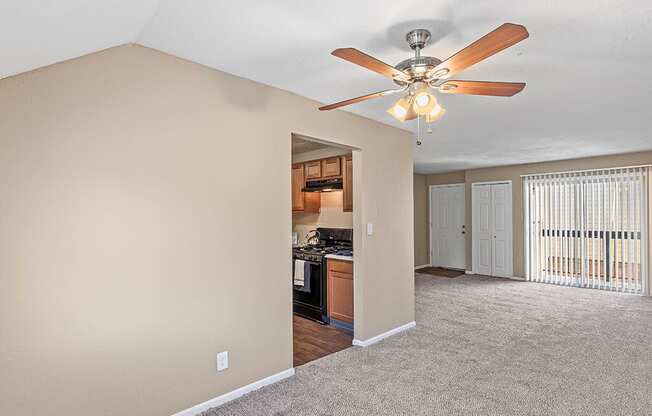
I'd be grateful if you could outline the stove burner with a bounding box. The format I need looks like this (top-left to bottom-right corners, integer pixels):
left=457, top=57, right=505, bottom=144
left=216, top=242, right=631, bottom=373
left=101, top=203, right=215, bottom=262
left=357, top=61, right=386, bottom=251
left=293, top=243, right=352, bottom=263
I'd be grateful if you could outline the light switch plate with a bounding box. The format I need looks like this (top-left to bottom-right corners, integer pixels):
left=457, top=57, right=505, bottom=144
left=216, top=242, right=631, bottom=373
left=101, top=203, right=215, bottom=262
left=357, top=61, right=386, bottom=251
left=217, top=351, right=228, bottom=372
left=366, top=223, right=373, bottom=236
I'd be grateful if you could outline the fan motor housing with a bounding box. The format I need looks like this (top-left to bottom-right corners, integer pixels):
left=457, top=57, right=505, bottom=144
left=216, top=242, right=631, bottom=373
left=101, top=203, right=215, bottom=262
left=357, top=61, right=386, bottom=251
left=405, top=29, right=431, bottom=50
left=393, top=56, right=442, bottom=85
left=393, top=29, right=444, bottom=85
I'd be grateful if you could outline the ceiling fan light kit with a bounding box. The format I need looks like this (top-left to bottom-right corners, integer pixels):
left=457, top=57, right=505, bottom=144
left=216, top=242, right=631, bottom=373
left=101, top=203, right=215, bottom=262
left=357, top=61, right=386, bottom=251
left=318, top=23, right=529, bottom=142
left=387, top=96, right=413, bottom=122
left=426, top=104, right=446, bottom=124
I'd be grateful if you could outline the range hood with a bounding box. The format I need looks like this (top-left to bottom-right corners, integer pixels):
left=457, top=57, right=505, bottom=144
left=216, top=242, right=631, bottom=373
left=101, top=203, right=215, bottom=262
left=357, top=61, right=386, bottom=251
left=302, top=177, right=343, bottom=192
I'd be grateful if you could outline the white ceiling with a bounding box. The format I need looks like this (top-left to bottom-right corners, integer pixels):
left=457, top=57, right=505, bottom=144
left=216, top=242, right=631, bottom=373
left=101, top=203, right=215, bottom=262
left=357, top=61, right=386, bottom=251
left=2, top=1, right=652, bottom=173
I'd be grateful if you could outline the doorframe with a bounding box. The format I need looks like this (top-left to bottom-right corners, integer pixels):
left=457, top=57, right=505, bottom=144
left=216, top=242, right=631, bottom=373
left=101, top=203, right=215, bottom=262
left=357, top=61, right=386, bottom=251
left=471, top=180, right=513, bottom=277
left=428, top=183, right=466, bottom=268
left=290, top=132, right=361, bottom=342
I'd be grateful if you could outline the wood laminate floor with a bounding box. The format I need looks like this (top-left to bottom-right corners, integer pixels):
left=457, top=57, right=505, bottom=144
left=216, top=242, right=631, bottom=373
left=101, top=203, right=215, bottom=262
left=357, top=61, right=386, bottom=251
left=293, top=315, right=352, bottom=367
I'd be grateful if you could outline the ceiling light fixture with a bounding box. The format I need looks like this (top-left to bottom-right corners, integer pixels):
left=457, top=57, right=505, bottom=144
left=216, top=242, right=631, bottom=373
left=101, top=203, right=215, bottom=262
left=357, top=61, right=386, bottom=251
left=413, top=90, right=437, bottom=115
left=387, top=96, right=413, bottom=122
left=425, top=103, right=446, bottom=123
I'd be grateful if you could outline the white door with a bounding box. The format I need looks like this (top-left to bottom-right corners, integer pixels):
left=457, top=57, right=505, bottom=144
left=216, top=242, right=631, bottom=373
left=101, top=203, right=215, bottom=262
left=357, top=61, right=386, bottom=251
left=491, top=184, right=512, bottom=277
left=474, top=185, right=493, bottom=275
left=472, top=183, right=513, bottom=277
left=430, top=185, right=465, bottom=269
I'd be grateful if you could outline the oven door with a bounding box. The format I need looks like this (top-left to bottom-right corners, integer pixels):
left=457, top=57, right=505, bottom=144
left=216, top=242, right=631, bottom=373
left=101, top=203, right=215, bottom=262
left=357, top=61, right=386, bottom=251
left=292, top=259, right=325, bottom=322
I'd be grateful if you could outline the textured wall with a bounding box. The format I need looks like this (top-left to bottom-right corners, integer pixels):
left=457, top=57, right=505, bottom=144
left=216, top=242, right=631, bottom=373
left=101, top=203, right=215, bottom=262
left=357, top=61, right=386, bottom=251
left=0, top=45, right=415, bottom=415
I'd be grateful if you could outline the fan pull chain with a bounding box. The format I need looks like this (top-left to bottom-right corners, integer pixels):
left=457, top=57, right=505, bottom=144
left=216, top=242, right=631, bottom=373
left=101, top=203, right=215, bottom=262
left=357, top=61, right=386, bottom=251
left=416, top=116, right=422, bottom=146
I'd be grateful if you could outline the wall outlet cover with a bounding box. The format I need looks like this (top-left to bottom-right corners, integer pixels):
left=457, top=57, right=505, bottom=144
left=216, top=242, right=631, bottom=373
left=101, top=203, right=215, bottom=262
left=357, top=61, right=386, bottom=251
left=217, top=351, right=228, bottom=372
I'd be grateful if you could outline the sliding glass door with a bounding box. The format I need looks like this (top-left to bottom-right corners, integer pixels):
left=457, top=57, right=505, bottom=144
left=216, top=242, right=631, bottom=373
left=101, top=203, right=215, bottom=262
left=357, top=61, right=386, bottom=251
left=524, top=167, right=649, bottom=294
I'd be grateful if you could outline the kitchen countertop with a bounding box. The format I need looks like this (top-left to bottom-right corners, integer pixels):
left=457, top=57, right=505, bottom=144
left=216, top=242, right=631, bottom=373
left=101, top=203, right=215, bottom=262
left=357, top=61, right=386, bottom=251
left=324, top=254, right=353, bottom=262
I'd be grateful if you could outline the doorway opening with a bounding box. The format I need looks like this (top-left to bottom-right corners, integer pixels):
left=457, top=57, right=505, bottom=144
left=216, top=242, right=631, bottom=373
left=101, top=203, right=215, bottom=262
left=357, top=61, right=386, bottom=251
left=429, top=184, right=466, bottom=271
left=290, top=133, right=358, bottom=366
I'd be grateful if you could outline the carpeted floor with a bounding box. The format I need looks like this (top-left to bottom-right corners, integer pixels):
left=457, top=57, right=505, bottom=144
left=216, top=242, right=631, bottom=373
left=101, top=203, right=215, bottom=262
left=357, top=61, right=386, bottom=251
left=202, top=274, right=652, bottom=415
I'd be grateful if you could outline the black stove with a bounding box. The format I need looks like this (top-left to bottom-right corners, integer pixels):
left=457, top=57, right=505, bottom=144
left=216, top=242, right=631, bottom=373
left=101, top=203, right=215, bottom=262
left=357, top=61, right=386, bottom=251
left=293, top=244, right=351, bottom=262
left=292, top=228, right=352, bottom=324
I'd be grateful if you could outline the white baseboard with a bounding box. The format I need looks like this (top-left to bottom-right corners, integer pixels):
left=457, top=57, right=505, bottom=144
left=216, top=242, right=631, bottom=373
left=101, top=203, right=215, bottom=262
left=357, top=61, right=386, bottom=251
left=352, top=321, right=416, bottom=347
left=172, top=368, right=295, bottom=416
left=504, top=275, right=526, bottom=281
left=465, top=270, right=475, bottom=275
left=415, top=264, right=430, bottom=270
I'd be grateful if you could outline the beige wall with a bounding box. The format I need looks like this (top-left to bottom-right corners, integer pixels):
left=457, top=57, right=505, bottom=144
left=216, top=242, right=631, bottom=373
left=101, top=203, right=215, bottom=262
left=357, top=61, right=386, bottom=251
left=413, top=174, right=428, bottom=266
left=426, top=171, right=465, bottom=186
left=419, top=153, right=652, bottom=279
left=0, top=45, right=415, bottom=416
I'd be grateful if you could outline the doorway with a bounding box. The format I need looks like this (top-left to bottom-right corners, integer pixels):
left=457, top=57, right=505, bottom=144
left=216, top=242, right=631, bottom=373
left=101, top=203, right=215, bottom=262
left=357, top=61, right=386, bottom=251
left=472, top=181, right=513, bottom=277
left=290, top=133, right=357, bottom=366
left=429, top=184, right=466, bottom=270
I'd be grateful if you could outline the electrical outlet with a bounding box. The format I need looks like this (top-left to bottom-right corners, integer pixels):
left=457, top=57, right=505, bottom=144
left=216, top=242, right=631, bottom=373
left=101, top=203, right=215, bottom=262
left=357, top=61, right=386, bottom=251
left=216, top=351, right=228, bottom=372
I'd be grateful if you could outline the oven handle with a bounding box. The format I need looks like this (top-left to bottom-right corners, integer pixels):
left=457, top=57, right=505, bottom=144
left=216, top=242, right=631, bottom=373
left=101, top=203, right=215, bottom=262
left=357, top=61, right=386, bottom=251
left=293, top=259, right=321, bottom=266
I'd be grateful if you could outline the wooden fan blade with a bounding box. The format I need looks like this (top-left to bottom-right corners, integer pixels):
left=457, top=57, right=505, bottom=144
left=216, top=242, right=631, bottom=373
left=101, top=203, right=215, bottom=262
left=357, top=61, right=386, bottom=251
left=332, top=48, right=409, bottom=82
left=433, top=23, right=529, bottom=79
left=319, top=88, right=403, bottom=111
left=438, top=80, right=526, bottom=97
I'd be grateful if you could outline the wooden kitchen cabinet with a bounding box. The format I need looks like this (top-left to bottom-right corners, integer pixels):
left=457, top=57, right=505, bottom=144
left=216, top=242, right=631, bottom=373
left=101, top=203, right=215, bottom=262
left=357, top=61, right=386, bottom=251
left=292, top=164, right=305, bottom=211
left=292, top=163, right=320, bottom=213
left=321, top=157, right=341, bottom=178
left=327, top=259, right=353, bottom=324
left=342, top=155, right=353, bottom=212
left=304, top=160, right=322, bottom=180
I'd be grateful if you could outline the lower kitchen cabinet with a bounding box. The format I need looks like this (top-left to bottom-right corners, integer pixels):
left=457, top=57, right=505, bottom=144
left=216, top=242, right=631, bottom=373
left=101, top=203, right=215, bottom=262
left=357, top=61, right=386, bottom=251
left=327, top=259, right=353, bottom=324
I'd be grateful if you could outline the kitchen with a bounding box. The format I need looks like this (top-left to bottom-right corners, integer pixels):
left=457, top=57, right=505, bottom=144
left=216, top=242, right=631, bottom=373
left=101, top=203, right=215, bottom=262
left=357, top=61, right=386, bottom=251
left=291, top=134, right=355, bottom=366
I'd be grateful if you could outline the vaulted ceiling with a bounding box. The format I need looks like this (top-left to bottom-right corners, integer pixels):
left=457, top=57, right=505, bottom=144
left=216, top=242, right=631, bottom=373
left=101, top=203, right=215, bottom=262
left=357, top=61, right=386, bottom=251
left=2, top=1, right=651, bottom=173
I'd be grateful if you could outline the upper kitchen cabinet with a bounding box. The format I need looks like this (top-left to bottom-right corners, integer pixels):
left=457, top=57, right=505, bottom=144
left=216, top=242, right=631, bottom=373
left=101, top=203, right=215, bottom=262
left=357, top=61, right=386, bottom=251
left=304, top=160, right=322, bottom=180
left=342, top=155, right=353, bottom=212
left=321, top=157, right=341, bottom=178
left=292, top=164, right=305, bottom=211
left=292, top=163, right=320, bottom=213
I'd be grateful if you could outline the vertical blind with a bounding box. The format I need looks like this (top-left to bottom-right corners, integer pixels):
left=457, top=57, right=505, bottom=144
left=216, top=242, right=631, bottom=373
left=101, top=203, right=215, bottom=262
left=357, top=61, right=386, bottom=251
left=524, top=167, right=649, bottom=294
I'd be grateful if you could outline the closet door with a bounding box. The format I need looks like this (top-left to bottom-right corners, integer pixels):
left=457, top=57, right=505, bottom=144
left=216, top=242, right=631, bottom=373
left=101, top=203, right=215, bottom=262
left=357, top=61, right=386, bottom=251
left=474, top=185, right=494, bottom=275
left=472, top=183, right=513, bottom=277
left=491, top=183, right=513, bottom=277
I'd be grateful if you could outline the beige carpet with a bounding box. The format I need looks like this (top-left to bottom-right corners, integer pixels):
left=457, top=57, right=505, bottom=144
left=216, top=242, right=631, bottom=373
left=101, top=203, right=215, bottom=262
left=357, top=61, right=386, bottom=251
left=201, top=273, right=652, bottom=415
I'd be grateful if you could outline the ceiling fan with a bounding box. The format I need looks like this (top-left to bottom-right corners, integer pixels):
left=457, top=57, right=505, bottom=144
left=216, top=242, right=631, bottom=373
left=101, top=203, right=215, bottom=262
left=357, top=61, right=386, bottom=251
left=319, top=23, right=529, bottom=124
